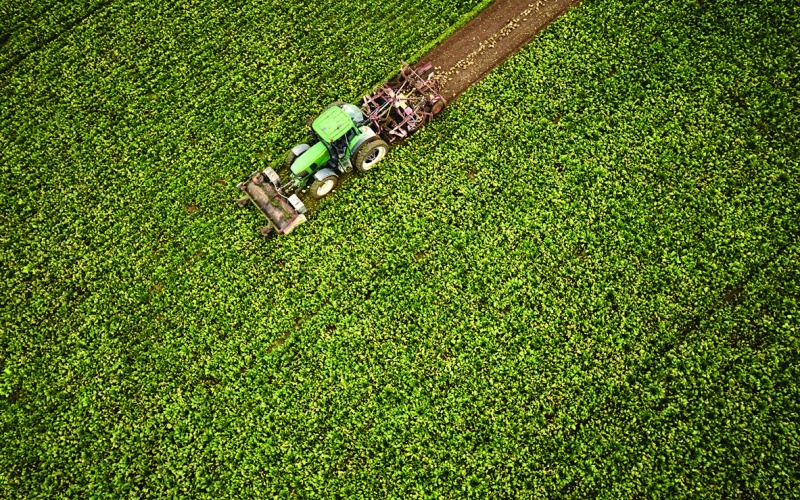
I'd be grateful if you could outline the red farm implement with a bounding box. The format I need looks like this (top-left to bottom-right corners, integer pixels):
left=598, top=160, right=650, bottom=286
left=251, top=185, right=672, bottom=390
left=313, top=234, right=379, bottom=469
left=361, top=62, right=446, bottom=144
left=237, top=62, right=445, bottom=236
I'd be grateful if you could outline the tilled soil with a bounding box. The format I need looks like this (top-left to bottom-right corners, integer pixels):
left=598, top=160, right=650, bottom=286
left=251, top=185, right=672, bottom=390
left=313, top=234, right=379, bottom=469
left=421, top=0, right=580, bottom=100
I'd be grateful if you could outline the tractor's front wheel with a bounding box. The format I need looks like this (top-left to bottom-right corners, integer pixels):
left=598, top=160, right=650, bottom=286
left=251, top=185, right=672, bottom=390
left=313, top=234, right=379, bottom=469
left=283, top=144, right=311, bottom=174
left=354, top=139, right=389, bottom=173
left=283, top=150, right=298, bottom=172
left=311, top=174, right=338, bottom=199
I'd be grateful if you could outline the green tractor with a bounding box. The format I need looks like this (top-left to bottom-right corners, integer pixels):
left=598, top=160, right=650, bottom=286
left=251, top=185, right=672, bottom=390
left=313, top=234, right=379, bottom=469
left=284, top=102, right=389, bottom=199
left=236, top=102, right=388, bottom=236
left=237, top=62, right=445, bottom=236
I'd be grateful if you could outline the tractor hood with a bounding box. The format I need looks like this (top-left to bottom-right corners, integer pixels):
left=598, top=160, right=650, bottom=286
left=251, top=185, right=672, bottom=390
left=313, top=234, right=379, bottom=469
left=290, top=141, right=329, bottom=176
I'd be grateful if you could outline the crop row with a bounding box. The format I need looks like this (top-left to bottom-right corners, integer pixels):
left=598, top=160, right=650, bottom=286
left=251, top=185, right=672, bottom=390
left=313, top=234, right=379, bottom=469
left=2, top=0, right=799, bottom=496
left=1, top=0, right=487, bottom=496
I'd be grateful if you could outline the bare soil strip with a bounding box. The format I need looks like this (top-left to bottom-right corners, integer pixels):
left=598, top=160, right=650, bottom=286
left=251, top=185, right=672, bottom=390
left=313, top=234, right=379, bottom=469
left=420, top=0, right=580, bottom=100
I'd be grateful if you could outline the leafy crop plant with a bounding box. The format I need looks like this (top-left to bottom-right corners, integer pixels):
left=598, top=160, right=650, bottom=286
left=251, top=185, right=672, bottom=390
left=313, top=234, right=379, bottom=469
left=1, top=0, right=798, bottom=497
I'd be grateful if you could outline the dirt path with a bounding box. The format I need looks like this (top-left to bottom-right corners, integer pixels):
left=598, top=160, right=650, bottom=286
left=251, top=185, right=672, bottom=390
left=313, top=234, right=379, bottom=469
left=420, top=0, right=580, bottom=100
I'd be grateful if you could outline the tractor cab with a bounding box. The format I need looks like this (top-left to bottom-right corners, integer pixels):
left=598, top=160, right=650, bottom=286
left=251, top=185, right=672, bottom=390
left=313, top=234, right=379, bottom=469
left=312, top=105, right=360, bottom=162
left=284, top=102, right=387, bottom=199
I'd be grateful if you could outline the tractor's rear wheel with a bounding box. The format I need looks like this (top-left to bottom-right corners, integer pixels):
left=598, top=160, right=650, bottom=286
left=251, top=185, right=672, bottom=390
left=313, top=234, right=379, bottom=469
left=311, top=174, right=338, bottom=199
left=354, top=139, right=389, bottom=173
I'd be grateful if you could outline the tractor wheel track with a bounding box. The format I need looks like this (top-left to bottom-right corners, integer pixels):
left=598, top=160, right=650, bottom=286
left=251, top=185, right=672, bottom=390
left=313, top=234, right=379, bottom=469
left=420, top=0, right=581, bottom=100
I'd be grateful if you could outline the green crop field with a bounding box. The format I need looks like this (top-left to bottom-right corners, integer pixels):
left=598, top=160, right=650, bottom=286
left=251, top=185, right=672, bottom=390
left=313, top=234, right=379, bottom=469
left=2, top=0, right=799, bottom=497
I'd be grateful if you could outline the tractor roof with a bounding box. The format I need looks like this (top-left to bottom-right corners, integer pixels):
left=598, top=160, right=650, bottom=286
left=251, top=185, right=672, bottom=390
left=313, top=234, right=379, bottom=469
left=312, top=106, right=354, bottom=142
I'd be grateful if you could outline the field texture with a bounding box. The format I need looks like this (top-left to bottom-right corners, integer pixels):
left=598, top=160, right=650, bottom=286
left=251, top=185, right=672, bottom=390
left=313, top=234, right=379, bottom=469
left=2, top=0, right=799, bottom=497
